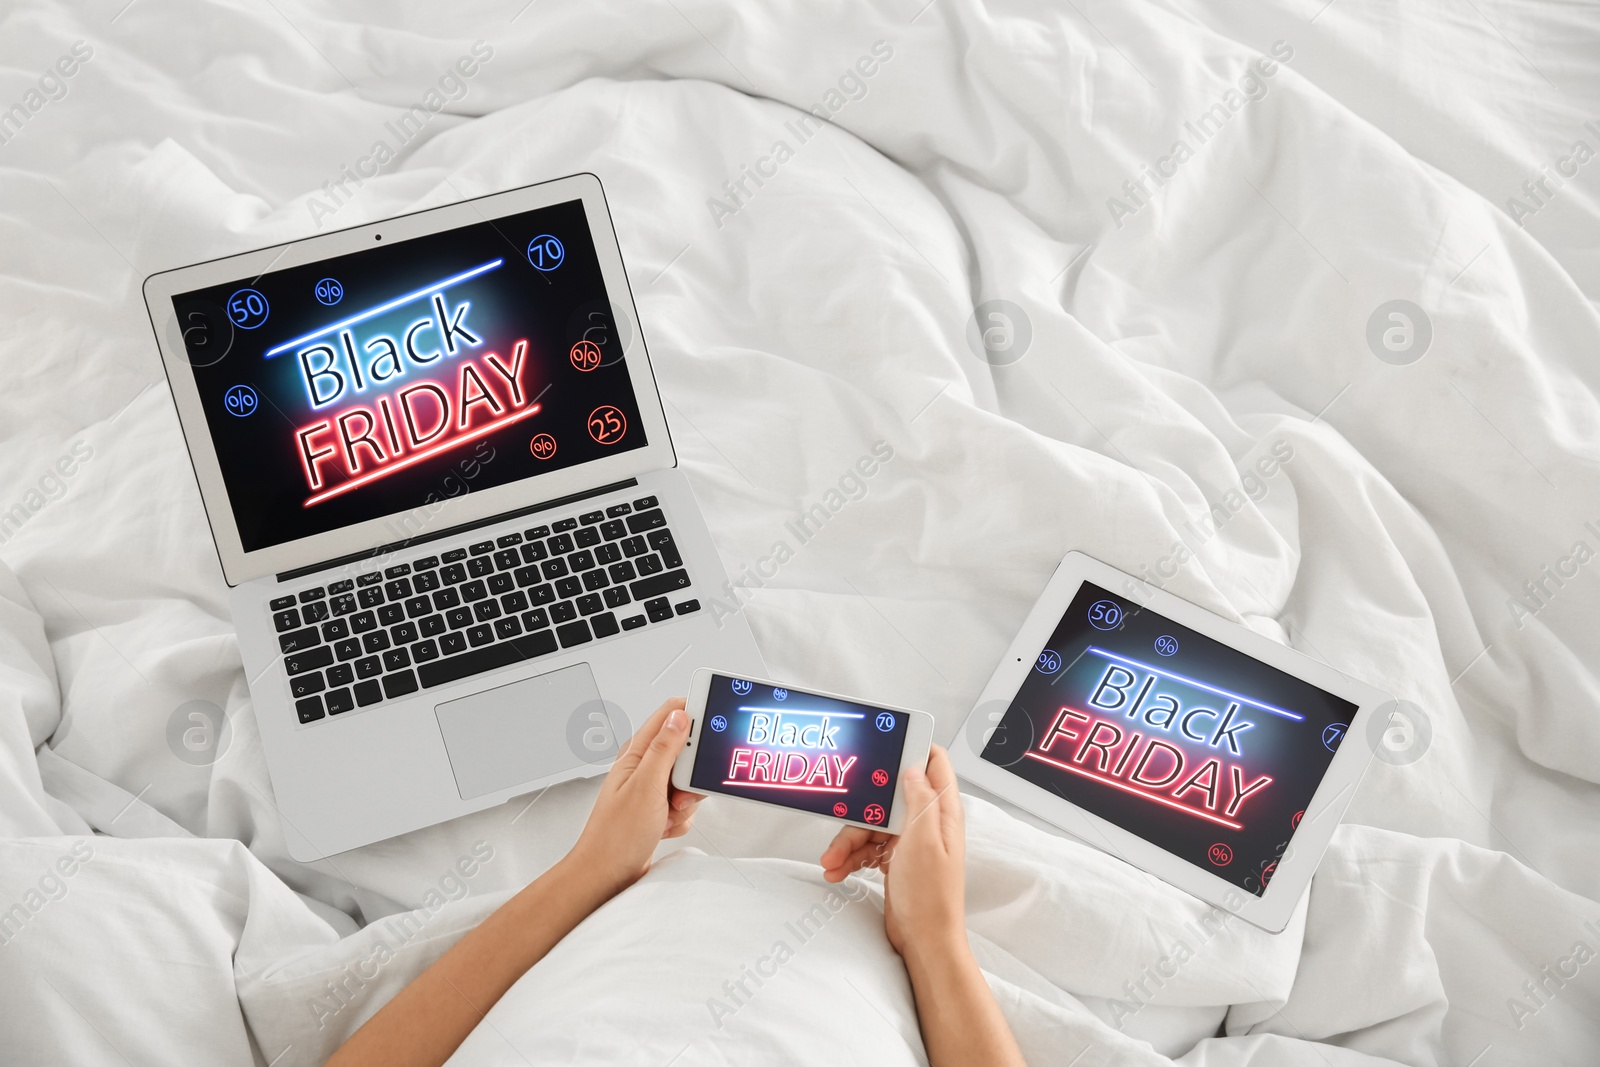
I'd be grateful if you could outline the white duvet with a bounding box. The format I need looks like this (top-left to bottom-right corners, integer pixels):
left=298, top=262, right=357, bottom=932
left=2, top=1, right=1598, bottom=1064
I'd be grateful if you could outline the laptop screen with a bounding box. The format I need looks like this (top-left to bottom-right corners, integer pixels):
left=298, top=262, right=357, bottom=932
left=169, top=198, right=647, bottom=553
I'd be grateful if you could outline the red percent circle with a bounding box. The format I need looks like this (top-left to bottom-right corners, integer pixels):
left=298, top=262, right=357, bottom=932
left=871, top=768, right=889, bottom=787
left=1290, top=810, right=1304, bottom=830
left=529, top=433, right=557, bottom=460
left=587, top=405, right=626, bottom=444
left=570, top=340, right=602, bottom=372
left=832, top=802, right=848, bottom=818
left=1261, top=861, right=1277, bottom=887
left=863, top=804, right=886, bottom=826
left=1207, top=843, right=1233, bottom=867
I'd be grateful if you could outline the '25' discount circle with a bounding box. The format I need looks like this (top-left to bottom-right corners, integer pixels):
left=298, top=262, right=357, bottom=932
left=587, top=405, right=627, bottom=444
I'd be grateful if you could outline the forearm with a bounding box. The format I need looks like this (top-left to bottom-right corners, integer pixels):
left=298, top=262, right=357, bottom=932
left=326, top=854, right=615, bottom=1067
left=903, top=932, right=1026, bottom=1067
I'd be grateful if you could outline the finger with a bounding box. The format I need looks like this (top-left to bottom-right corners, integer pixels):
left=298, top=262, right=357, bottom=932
left=632, top=703, right=691, bottom=791
left=664, top=808, right=697, bottom=838
left=924, top=746, right=964, bottom=845
left=897, top=762, right=943, bottom=847
left=669, top=788, right=704, bottom=813
left=611, top=698, right=684, bottom=781
left=820, top=826, right=872, bottom=870
left=823, top=834, right=893, bottom=880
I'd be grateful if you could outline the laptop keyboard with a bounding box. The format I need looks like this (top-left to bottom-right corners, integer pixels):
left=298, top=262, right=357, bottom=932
left=266, top=496, right=700, bottom=725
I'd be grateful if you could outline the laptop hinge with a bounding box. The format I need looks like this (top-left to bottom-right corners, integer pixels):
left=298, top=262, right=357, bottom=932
left=274, top=478, right=640, bottom=584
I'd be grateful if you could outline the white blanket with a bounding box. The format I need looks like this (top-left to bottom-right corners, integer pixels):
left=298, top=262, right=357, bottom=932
left=2, top=0, right=1598, bottom=1064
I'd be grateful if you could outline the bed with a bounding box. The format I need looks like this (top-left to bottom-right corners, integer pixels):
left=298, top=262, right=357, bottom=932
left=2, top=0, right=1597, bottom=1063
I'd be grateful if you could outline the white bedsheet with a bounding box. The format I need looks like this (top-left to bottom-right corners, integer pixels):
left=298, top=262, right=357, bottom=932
left=2, top=0, right=1598, bottom=1064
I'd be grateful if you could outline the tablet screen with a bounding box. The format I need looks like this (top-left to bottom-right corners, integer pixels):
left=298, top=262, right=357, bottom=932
left=170, top=198, right=646, bottom=552
left=980, top=581, right=1357, bottom=896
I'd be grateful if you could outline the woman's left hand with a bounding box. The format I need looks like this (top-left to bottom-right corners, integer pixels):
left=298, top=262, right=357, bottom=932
left=567, top=698, right=702, bottom=899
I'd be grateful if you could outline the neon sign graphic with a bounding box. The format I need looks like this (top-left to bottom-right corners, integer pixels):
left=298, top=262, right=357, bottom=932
left=295, top=339, right=536, bottom=507
left=723, top=710, right=862, bottom=793
left=1026, top=705, right=1273, bottom=830
left=1085, top=647, right=1303, bottom=722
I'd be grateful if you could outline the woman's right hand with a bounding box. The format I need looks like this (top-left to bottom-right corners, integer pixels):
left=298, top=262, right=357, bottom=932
left=820, top=745, right=967, bottom=960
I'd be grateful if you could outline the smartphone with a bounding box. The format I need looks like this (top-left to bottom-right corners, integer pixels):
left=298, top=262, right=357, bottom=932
left=672, top=669, right=936, bottom=834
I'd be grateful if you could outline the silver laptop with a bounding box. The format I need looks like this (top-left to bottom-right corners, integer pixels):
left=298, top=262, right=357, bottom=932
left=143, top=173, right=766, bottom=860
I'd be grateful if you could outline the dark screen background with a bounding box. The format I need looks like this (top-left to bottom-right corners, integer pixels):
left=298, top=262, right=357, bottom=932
left=981, top=582, right=1357, bottom=895
left=692, top=675, right=910, bottom=826
left=173, top=199, right=646, bottom=552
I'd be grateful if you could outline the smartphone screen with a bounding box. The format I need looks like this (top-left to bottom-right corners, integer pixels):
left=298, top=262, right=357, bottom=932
left=690, top=673, right=911, bottom=826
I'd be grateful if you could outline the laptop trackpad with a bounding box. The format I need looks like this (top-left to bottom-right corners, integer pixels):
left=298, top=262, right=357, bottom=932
left=435, top=663, right=610, bottom=801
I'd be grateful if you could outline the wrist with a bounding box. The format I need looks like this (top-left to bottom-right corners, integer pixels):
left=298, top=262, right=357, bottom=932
left=556, top=841, right=639, bottom=907
left=899, top=924, right=974, bottom=977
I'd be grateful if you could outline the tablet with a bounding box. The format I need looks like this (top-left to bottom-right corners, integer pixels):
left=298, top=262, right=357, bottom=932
left=951, top=552, right=1388, bottom=931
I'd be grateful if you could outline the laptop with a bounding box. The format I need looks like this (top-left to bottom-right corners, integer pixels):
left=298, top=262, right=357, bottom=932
left=142, top=173, right=766, bottom=860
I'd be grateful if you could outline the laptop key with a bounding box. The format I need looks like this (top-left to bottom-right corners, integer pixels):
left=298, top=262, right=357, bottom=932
left=632, top=570, right=691, bottom=600
left=385, top=578, right=412, bottom=600
left=513, top=565, right=541, bottom=587
left=413, top=556, right=439, bottom=571
left=645, top=597, right=674, bottom=623
left=551, top=602, right=577, bottom=623
left=322, top=619, right=349, bottom=641
left=279, top=626, right=321, bottom=654
left=270, top=595, right=296, bottom=611
left=446, top=608, right=473, bottom=629
left=413, top=570, right=441, bottom=593
left=600, top=520, right=626, bottom=541
left=357, top=573, right=382, bottom=587
left=634, top=496, right=658, bottom=509
left=420, top=614, right=447, bottom=637
left=418, top=628, right=559, bottom=688
left=497, top=533, right=523, bottom=548
left=303, top=601, right=331, bottom=623
left=596, top=543, right=622, bottom=564
left=356, top=656, right=383, bottom=679
left=461, top=580, right=488, bottom=602
left=353, top=679, right=383, bottom=707
left=286, top=647, right=333, bottom=675
left=272, top=609, right=301, bottom=632
left=432, top=588, right=461, bottom=610
left=363, top=631, right=391, bottom=654
left=501, top=590, right=529, bottom=614
left=591, top=612, right=620, bottom=638
left=351, top=611, right=377, bottom=633
left=494, top=549, right=520, bottom=570
left=494, top=617, right=522, bottom=640
left=391, top=621, right=419, bottom=644
left=627, top=509, right=665, bottom=533
left=412, top=639, right=440, bottom=663
left=530, top=583, right=556, bottom=605
left=603, top=586, right=631, bottom=609
left=467, top=624, right=495, bottom=647
left=582, top=569, right=609, bottom=591
left=606, top=503, right=632, bottom=517
left=440, top=632, right=467, bottom=655
left=382, top=670, right=419, bottom=699
left=290, top=670, right=326, bottom=697
left=541, top=559, right=569, bottom=580
left=325, top=688, right=355, bottom=715
left=470, top=540, right=495, bottom=555
left=335, top=638, right=362, bottom=661
left=675, top=600, right=701, bottom=615
left=577, top=594, right=603, bottom=616
left=524, top=524, right=550, bottom=539
left=521, top=608, right=550, bottom=630
left=405, top=596, right=432, bottom=618
left=547, top=533, right=574, bottom=555
left=385, top=564, right=410, bottom=578
left=556, top=620, right=592, bottom=648
left=488, top=573, right=513, bottom=595
left=621, top=536, right=647, bottom=557
left=327, top=663, right=354, bottom=687
left=555, top=576, right=582, bottom=599
left=467, top=557, right=494, bottom=578
left=473, top=601, right=501, bottom=622
left=299, top=587, right=326, bottom=603
left=635, top=554, right=664, bottom=577
left=580, top=510, right=604, bottom=525
left=520, top=542, right=548, bottom=564
left=609, top=561, right=637, bottom=583
left=574, top=527, right=601, bottom=548
left=295, top=696, right=326, bottom=724
left=553, top=518, right=578, bottom=533
left=331, top=593, right=358, bottom=615
left=377, top=604, right=404, bottom=626
left=358, top=587, right=384, bottom=609
left=620, top=614, right=647, bottom=631
left=382, top=648, right=411, bottom=672
left=441, top=563, right=468, bottom=585
left=329, top=579, right=355, bottom=595
left=442, top=548, right=468, bottom=563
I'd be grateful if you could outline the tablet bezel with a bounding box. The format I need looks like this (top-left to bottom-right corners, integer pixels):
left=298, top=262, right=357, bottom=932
left=142, top=172, right=675, bottom=587
left=950, top=551, right=1387, bottom=932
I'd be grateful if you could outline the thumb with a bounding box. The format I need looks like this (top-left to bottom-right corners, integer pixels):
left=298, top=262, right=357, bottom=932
left=899, top=763, right=942, bottom=843
left=634, top=705, right=690, bottom=789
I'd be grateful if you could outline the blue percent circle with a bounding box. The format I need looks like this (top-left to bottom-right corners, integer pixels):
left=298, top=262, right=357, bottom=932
left=875, top=712, right=896, bottom=733
left=223, top=384, right=258, bottom=417
left=527, top=234, right=565, bottom=271
left=314, top=278, right=343, bottom=305
left=730, top=679, right=752, bottom=696
left=709, top=714, right=728, bottom=733
left=1322, top=723, right=1348, bottom=752
left=773, top=688, right=788, bottom=701
left=226, top=288, right=269, bottom=330
left=1154, top=635, right=1179, bottom=656
left=1036, top=649, right=1062, bottom=675
left=1088, top=599, right=1124, bottom=630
